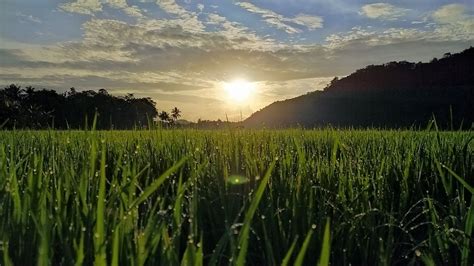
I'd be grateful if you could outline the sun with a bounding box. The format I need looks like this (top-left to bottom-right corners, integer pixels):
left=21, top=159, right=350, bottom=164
left=223, top=79, right=255, bottom=103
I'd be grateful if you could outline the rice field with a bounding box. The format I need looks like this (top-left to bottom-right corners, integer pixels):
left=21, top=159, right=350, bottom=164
left=0, top=129, right=473, bottom=265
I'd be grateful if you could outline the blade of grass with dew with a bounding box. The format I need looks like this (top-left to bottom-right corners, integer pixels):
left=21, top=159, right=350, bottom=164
left=421, top=253, right=436, bottom=266
left=2, top=240, right=13, bottom=266
left=74, top=232, right=84, bottom=266
left=235, top=160, right=276, bottom=266
left=294, top=229, right=313, bottom=266
left=111, top=225, right=120, bottom=266
left=318, top=219, right=331, bottom=266
left=128, top=157, right=188, bottom=210
left=281, top=237, right=298, bottom=266
left=94, top=141, right=107, bottom=266
left=440, top=163, right=474, bottom=194
left=461, top=196, right=474, bottom=266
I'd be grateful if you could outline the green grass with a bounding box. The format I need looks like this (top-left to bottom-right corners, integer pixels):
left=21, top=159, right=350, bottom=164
left=0, top=129, right=473, bottom=265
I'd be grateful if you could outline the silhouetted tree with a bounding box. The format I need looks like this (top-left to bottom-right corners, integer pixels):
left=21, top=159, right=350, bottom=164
left=171, top=107, right=181, bottom=122
left=158, top=111, right=171, bottom=123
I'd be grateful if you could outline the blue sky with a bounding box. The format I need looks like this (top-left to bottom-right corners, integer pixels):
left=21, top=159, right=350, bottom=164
left=1, top=0, right=473, bottom=120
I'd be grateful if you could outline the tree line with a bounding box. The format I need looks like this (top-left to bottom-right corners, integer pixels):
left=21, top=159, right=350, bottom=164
left=0, top=85, right=181, bottom=129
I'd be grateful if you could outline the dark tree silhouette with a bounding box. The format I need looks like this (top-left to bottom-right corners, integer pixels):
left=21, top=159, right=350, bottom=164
left=0, top=86, right=159, bottom=129
left=171, top=107, right=181, bottom=122
left=158, top=111, right=171, bottom=123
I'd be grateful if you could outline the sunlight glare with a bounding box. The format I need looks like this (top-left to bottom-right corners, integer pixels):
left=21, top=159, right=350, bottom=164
left=224, top=79, right=255, bottom=103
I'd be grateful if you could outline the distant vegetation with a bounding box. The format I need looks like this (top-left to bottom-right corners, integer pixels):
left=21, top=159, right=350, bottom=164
left=245, top=47, right=474, bottom=129
left=0, top=85, right=160, bottom=129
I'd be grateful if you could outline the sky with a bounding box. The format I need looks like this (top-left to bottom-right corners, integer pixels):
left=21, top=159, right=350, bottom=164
left=0, top=0, right=473, bottom=121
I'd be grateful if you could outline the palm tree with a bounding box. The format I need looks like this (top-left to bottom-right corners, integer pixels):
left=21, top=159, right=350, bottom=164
left=158, top=111, right=170, bottom=123
left=171, top=107, right=181, bottom=122
left=4, top=84, right=23, bottom=101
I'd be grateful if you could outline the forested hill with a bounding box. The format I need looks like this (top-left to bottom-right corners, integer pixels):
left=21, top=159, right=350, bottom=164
left=244, top=47, right=474, bottom=129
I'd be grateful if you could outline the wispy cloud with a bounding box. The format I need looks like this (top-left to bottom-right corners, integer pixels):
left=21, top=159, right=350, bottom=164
left=106, top=0, right=145, bottom=18
left=155, top=0, right=205, bottom=31
left=235, top=2, right=323, bottom=34
left=432, top=3, right=468, bottom=23
left=59, top=0, right=144, bottom=18
left=431, top=4, right=474, bottom=41
left=59, top=0, right=102, bottom=16
left=16, top=12, right=42, bottom=24
left=360, top=3, right=409, bottom=20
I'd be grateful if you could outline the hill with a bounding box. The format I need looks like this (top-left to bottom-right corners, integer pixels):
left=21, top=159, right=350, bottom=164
left=244, top=47, right=474, bottom=129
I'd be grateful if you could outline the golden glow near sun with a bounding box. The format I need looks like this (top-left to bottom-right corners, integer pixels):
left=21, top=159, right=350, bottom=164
left=223, top=79, right=255, bottom=103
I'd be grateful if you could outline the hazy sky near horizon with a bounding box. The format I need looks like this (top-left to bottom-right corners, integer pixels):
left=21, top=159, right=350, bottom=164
left=1, top=0, right=473, bottom=121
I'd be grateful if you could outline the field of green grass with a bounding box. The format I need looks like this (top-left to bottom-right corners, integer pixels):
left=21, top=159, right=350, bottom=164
left=0, top=129, right=473, bottom=265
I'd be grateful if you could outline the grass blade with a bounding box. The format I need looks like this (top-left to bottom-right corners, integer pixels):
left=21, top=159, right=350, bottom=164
left=318, top=219, right=331, bottom=266
left=294, top=229, right=313, bottom=266
left=94, top=141, right=107, bottom=266
left=440, top=163, right=474, bottom=194
left=461, top=196, right=474, bottom=266
left=281, top=237, right=298, bottom=266
left=235, top=160, right=276, bottom=266
left=129, top=157, right=188, bottom=210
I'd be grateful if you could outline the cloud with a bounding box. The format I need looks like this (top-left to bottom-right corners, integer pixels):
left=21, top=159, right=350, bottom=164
left=59, top=0, right=102, bottom=16
left=106, top=0, right=144, bottom=18
left=59, top=0, right=144, bottom=18
left=197, top=4, right=204, bottom=12
left=155, top=0, right=205, bottom=32
left=292, top=14, right=323, bottom=30
left=324, top=27, right=428, bottom=49
left=432, top=4, right=466, bottom=23
left=326, top=2, right=474, bottom=51
left=360, top=3, right=409, bottom=20
left=430, top=4, right=474, bottom=42
left=235, top=2, right=323, bottom=34
left=156, top=0, right=189, bottom=17
left=16, top=12, right=42, bottom=24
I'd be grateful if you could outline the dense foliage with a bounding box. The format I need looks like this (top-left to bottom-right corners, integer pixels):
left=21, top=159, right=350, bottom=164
left=0, top=86, right=158, bottom=129
left=246, top=47, right=474, bottom=128
left=0, top=129, right=473, bottom=265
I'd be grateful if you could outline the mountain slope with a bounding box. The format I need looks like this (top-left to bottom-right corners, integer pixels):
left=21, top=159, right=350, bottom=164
left=245, top=47, right=474, bottom=129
